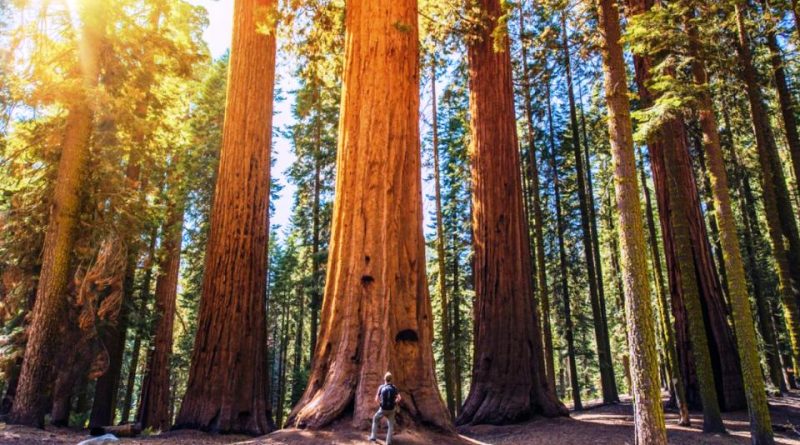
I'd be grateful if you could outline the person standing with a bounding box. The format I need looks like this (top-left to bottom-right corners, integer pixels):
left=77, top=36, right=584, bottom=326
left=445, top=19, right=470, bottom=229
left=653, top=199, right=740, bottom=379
left=369, top=372, right=402, bottom=444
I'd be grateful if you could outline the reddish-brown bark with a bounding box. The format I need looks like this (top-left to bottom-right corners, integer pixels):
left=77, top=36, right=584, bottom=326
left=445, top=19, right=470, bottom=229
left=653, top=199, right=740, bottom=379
left=623, top=0, right=745, bottom=412
left=286, top=0, right=452, bottom=432
left=138, top=204, right=184, bottom=431
left=457, top=0, right=567, bottom=425
left=173, top=0, right=277, bottom=435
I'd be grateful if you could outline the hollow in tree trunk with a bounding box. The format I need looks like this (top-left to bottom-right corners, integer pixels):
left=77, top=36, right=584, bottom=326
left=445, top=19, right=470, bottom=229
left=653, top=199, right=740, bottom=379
left=286, top=0, right=452, bottom=432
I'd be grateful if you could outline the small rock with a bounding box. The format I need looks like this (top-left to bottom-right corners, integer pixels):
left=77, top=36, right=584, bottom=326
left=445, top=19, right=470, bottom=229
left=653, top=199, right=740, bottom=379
left=77, top=433, right=119, bottom=445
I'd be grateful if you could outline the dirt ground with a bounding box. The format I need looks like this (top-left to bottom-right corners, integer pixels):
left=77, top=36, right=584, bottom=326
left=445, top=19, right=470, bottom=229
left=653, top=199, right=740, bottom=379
left=1, top=393, right=798, bottom=444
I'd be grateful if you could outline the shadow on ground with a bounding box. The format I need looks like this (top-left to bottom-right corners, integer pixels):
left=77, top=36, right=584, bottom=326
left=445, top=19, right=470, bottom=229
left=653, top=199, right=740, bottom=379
left=1, top=393, right=798, bottom=444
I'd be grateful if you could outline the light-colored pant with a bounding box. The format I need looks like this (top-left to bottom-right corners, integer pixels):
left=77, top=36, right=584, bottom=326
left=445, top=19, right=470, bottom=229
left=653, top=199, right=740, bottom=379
left=369, top=408, right=396, bottom=444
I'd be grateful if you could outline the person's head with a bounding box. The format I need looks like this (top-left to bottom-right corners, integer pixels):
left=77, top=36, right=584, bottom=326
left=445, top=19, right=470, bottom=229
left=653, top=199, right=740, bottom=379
left=384, top=372, right=393, bottom=383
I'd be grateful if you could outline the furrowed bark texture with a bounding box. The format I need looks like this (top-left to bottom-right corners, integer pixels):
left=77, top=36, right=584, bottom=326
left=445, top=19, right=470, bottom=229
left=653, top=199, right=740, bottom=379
left=624, top=0, right=745, bottom=412
left=174, top=0, right=277, bottom=434
left=138, top=205, right=184, bottom=431
left=596, top=0, right=666, bottom=441
left=286, top=0, right=452, bottom=432
left=688, top=15, right=774, bottom=442
left=8, top=0, right=103, bottom=427
left=458, top=0, right=568, bottom=425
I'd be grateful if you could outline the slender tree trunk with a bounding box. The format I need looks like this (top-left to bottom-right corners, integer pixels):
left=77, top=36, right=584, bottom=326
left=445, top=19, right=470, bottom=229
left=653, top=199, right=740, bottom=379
left=174, top=0, right=277, bottom=434
left=452, top=234, right=464, bottom=412
left=695, top=138, right=731, bottom=308
left=138, top=204, right=184, bottom=431
left=638, top=148, right=691, bottom=426
left=519, top=5, right=556, bottom=392
left=688, top=14, right=774, bottom=441
left=457, top=0, right=567, bottom=424
left=431, top=59, right=456, bottom=419
left=120, top=231, right=157, bottom=424
left=561, top=13, right=617, bottom=404
left=595, top=0, right=666, bottom=440
left=760, top=0, right=800, bottom=200
left=8, top=0, right=103, bottom=427
left=290, top=285, right=305, bottom=405
left=286, top=0, right=452, bottom=431
left=578, top=82, right=614, bottom=394
left=309, top=78, right=322, bottom=361
left=90, top=4, right=164, bottom=425
left=547, top=79, right=582, bottom=412
left=625, top=0, right=745, bottom=414
left=734, top=1, right=800, bottom=376
left=731, top=140, right=787, bottom=393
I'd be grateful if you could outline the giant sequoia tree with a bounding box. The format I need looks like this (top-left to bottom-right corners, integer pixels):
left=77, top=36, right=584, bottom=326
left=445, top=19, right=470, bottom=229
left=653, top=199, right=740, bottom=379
left=173, top=0, right=277, bottom=434
left=8, top=0, right=105, bottom=427
left=286, top=0, right=452, bottom=431
left=457, top=0, right=567, bottom=425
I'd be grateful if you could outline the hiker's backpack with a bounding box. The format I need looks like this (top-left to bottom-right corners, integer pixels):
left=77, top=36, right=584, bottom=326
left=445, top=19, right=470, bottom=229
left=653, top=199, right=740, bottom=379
left=380, top=384, right=398, bottom=410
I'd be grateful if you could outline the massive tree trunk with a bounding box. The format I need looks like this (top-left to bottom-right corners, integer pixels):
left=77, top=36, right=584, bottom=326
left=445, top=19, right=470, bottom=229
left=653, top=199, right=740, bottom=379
left=595, top=0, right=666, bottom=440
left=173, top=0, right=277, bottom=435
left=688, top=13, right=774, bottom=442
left=560, top=12, right=617, bottom=404
left=734, top=1, right=800, bottom=377
left=138, top=204, right=184, bottom=431
left=286, top=0, right=452, bottom=432
left=457, top=0, right=567, bottom=425
left=8, top=0, right=103, bottom=427
left=519, top=7, right=556, bottom=391
left=624, top=0, right=746, bottom=413
left=431, top=59, right=457, bottom=419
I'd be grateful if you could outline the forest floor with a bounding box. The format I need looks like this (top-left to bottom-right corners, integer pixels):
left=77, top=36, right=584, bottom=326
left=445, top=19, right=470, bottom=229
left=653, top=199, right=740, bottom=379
left=1, top=392, right=799, bottom=445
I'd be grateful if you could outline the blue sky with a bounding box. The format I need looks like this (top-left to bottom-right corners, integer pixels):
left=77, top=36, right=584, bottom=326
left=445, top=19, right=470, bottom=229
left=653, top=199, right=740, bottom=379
left=187, top=0, right=440, bottom=241
left=188, top=0, right=298, bottom=238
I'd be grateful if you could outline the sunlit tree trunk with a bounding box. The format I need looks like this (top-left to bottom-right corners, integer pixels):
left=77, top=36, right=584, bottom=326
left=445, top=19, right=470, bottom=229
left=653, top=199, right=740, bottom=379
left=625, top=0, right=745, bottom=414
left=688, top=12, right=774, bottom=442
left=458, top=0, right=567, bottom=424
left=734, top=1, right=800, bottom=377
left=638, top=148, right=691, bottom=426
left=596, top=0, right=666, bottom=441
left=174, top=0, right=277, bottom=434
left=286, top=0, right=452, bottom=431
left=8, top=0, right=103, bottom=427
